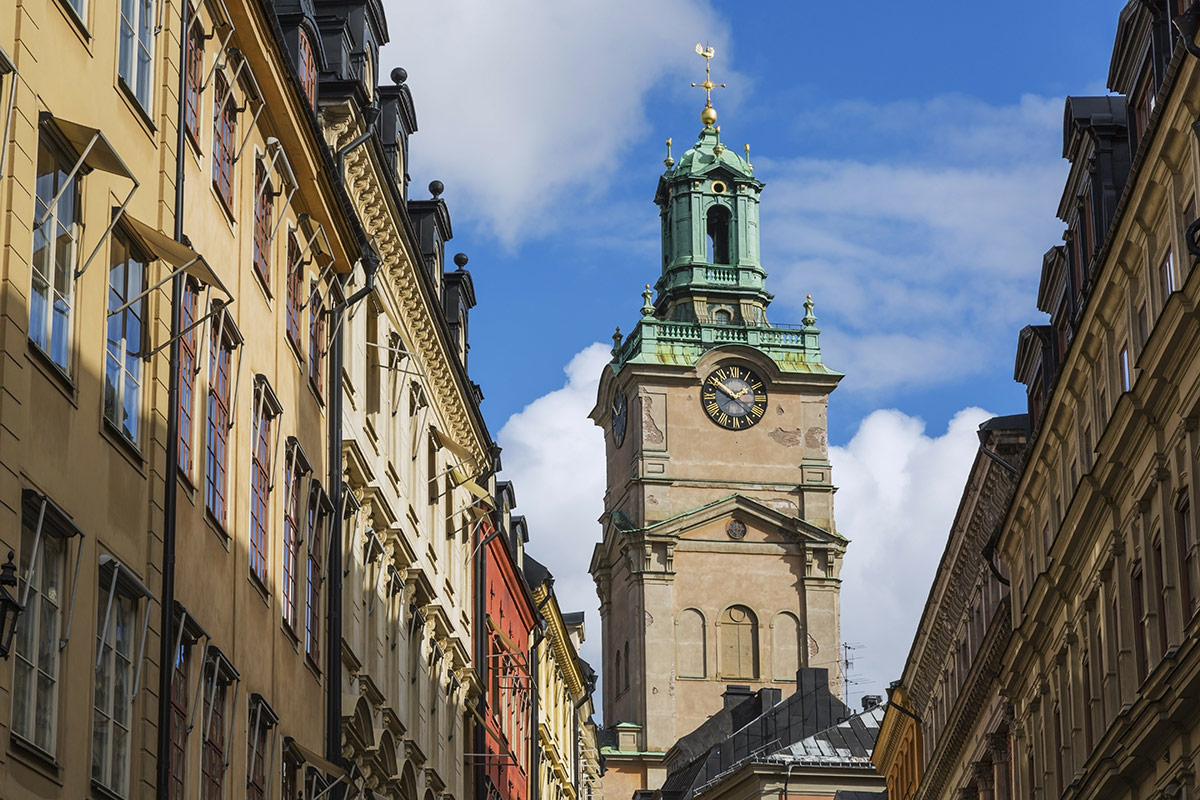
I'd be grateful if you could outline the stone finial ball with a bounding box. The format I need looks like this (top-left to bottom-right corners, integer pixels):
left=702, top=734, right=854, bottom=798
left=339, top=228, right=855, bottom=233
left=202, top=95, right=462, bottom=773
left=429, top=180, right=444, bottom=198
left=391, top=67, right=408, bottom=85
left=453, top=253, right=469, bottom=269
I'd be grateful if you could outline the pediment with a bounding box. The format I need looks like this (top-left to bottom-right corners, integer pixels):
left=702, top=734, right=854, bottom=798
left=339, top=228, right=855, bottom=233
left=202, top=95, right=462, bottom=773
left=640, top=494, right=843, bottom=546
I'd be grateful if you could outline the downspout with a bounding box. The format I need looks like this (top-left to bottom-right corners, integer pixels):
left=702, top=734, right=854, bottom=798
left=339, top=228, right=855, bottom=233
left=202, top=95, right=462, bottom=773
left=156, top=2, right=190, bottom=796
left=528, top=590, right=553, bottom=800
left=326, top=103, right=381, bottom=776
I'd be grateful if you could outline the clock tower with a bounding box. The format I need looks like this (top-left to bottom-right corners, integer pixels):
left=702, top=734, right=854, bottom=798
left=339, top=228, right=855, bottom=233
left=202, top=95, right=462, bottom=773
left=588, top=48, right=848, bottom=800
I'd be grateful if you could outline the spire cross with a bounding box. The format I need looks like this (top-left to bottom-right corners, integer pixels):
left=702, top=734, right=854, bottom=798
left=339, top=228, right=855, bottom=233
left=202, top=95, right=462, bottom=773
left=691, top=44, right=725, bottom=108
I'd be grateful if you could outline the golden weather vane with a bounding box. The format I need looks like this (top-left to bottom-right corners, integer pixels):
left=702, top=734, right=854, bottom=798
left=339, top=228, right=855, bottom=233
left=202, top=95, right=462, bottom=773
left=691, top=43, right=725, bottom=127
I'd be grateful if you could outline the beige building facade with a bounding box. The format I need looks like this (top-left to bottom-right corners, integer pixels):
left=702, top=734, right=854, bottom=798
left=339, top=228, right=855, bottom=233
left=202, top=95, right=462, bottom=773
left=590, top=95, right=847, bottom=800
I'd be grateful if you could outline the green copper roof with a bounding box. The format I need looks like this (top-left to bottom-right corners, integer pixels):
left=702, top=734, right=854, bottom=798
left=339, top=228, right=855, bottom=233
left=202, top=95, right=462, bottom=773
left=665, top=126, right=760, bottom=184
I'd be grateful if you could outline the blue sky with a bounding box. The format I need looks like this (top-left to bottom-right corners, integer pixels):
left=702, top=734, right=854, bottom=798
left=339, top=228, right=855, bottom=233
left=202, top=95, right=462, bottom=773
left=382, top=1, right=1129, bottom=706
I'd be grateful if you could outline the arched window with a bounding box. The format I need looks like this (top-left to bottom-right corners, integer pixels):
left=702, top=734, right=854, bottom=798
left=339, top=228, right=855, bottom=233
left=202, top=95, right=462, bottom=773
left=615, top=649, right=623, bottom=694
left=718, top=605, right=759, bottom=679
left=623, top=641, right=631, bottom=691
left=297, top=30, right=318, bottom=107
left=706, top=205, right=731, bottom=265
left=676, top=608, right=706, bottom=678
left=771, top=612, right=801, bottom=681
left=713, top=308, right=733, bottom=325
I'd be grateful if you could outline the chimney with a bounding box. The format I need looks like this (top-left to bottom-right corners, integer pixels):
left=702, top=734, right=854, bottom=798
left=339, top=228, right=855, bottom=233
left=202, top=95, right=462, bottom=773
left=722, top=684, right=752, bottom=712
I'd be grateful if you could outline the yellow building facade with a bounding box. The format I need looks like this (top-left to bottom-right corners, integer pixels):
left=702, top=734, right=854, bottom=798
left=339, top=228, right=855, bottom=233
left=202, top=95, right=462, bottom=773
left=526, top=557, right=602, bottom=800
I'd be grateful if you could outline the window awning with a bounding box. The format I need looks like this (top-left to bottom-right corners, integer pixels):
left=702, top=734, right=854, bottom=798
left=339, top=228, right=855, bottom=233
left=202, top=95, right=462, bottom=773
left=285, top=737, right=346, bottom=779
left=48, top=116, right=134, bottom=180
left=121, top=213, right=231, bottom=298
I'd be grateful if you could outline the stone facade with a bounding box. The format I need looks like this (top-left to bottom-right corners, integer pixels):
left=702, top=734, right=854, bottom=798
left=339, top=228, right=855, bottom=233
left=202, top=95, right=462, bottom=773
left=871, top=417, right=1026, bottom=800
left=590, top=99, right=847, bottom=800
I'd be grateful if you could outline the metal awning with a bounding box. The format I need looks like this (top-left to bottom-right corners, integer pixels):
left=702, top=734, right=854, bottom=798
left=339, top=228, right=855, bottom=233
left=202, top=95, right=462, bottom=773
left=121, top=213, right=231, bottom=297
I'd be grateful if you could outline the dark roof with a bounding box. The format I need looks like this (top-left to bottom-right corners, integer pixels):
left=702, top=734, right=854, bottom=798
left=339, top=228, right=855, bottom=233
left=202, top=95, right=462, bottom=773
left=562, top=612, right=585, bottom=626
left=775, top=704, right=885, bottom=765
left=523, top=554, right=552, bottom=588
left=658, top=669, right=863, bottom=800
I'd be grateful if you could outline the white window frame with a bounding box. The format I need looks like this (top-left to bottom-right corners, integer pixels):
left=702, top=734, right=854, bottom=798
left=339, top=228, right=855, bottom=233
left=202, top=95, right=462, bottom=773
left=118, top=0, right=158, bottom=112
left=30, top=136, right=81, bottom=373
left=105, top=229, right=149, bottom=445
left=91, top=556, right=153, bottom=796
left=12, top=490, right=84, bottom=757
left=246, top=694, right=280, bottom=800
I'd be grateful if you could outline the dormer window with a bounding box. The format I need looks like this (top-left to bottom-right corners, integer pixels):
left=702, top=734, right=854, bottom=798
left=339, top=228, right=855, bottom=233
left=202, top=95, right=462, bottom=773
left=706, top=205, right=731, bottom=265
left=298, top=31, right=317, bottom=108
left=1133, top=60, right=1155, bottom=145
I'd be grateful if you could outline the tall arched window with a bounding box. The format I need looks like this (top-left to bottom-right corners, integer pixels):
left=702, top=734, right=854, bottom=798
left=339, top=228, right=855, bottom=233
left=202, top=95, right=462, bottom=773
left=623, top=640, right=631, bottom=691
left=718, top=605, right=758, bottom=679
left=676, top=608, right=706, bottom=678
left=615, top=649, right=623, bottom=694
left=771, top=612, right=801, bottom=681
left=706, top=205, right=731, bottom=265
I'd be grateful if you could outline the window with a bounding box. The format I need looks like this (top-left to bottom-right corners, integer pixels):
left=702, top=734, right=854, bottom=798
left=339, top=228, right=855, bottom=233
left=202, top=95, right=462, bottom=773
left=200, top=678, right=226, bottom=800
left=118, top=0, right=156, bottom=110
left=309, top=283, right=325, bottom=395
left=178, top=280, right=199, bottom=475
left=1136, top=303, right=1148, bottom=353
left=1153, top=537, right=1168, bottom=658
left=614, top=649, right=622, bottom=695
left=1178, top=493, right=1195, bottom=617
left=286, top=231, right=304, bottom=354
left=253, top=162, right=273, bottom=291
left=249, top=385, right=272, bottom=585
left=718, top=605, right=758, bottom=679
left=184, top=7, right=203, bottom=141
left=92, top=588, right=136, bottom=794
left=305, top=485, right=327, bottom=664
left=1161, top=250, right=1176, bottom=299
left=282, top=449, right=306, bottom=633
left=168, top=645, right=188, bottom=800
left=206, top=322, right=234, bottom=524
left=246, top=704, right=271, bottom=800
left=1119, top=344, right=1131, bottom=392
left=13, top=517, right=66, bottom=754
left=105, top=231, right=147, bottom=444
left=771, top=611, right=801, bottom=681
left=675, top=608, right=706, bottom=678
left=1132, top=563, right=1148, bottom=684
left=31, top=137, right=81, bottom=372
left=705, top=205, right=731, bottom=265
left=212, top=72, right=236, bottom=209
left=1134, top=61, right=1155, bottom=144
left=298, top=31, right=318, bottom=108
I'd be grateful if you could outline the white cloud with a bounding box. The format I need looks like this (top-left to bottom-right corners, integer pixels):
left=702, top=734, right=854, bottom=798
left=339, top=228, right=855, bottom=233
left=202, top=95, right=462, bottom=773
left=380, top=0, right=730, bottom=246
left=495, top=343, right=611, bottom=680
left=831, top=406, right=994, bottom=702
left=497, top=343, right=993, bottom=720
left=759, top=94, right=1066, bottom=395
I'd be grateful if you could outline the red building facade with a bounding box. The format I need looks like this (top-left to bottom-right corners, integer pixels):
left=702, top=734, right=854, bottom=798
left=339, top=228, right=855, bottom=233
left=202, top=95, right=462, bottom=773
left=478, top=487, right=537, bottom=800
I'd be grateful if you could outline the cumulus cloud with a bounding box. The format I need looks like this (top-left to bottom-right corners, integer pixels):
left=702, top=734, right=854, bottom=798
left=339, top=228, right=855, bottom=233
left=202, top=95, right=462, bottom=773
left=760, top=94, right=1066, bottom=395
left=380, top=0, right=730, bottom=246
left=831, top=406, right=994, bottom=701
left=496, top=342, right=993, bottom=717
left=495, top=343, right=611, bottom=675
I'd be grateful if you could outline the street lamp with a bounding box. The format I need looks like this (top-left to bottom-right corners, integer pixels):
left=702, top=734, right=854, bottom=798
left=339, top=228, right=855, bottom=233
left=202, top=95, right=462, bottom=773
left=0, top=551, right=23, bottom=659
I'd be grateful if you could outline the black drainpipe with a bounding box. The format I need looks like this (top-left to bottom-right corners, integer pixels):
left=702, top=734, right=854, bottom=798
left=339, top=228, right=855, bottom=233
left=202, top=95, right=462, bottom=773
left=475, top=521, right=502, bottom=800
left=156, top=2, right=189, bottom=795
left=528, top=590, right=552, bottom=800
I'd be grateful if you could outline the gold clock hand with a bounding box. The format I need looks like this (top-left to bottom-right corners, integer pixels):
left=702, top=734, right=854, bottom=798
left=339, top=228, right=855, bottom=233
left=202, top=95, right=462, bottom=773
left=713, top=381, right=741, bottom=401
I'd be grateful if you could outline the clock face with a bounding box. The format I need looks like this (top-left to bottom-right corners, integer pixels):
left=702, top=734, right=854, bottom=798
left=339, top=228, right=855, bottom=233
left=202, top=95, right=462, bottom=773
left=701, top=365, right=768, bottom=430
left=611, top=392, right=628, bottom=447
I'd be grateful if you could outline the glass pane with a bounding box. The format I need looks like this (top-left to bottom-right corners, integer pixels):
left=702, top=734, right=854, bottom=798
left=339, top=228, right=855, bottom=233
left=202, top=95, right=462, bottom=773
left=119, top=16, right=134, bottom=84
left=35, top=671, right=55, bottom=750
left=112, top=723, right=129, bottom=791
left=13, top=660, right=30, bottom=733
left=92, top=712, right=107, bottom=781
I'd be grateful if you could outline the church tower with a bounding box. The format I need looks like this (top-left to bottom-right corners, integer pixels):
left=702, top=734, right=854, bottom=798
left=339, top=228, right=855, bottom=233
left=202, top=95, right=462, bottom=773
left=588, top=48, right=848, bottom=799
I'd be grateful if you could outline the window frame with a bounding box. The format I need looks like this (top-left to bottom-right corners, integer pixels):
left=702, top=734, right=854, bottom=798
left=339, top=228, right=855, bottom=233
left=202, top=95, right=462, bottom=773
left=249, top=376, right=282, bottom=587
left=178, top=279, right=200, bottom=476
left=30, top=134, right=82, bottom=375
left=205, top=311, right=241, bottom=527
left=297, top=29, right=318, bottom=108
left=252, top=159, right=274, bottom=293
left=286, top=229, right=305, bottom=357
left=117, top=0, right=157, bottom=112
left=212, top=71, right=236, bottom=211
left=91, top=557, right=153, bottom=796
left=184, top=5, right=204, bottom=144
left=305, top=483, right=330, bottom=667
left=308, top=279, right=326, bottom=398
left=282, top=440, right=311, bottom=635
left=105, top=229, right=149, bottom=446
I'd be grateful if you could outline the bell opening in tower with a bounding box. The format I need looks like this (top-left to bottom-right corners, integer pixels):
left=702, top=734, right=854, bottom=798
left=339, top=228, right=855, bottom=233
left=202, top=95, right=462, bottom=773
left=706, top=205, right=731, bottom=265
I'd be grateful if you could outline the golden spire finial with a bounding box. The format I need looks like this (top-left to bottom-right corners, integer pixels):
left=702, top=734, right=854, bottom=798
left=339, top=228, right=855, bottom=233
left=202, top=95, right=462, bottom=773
left=691, top=43, right=725, bottom=127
